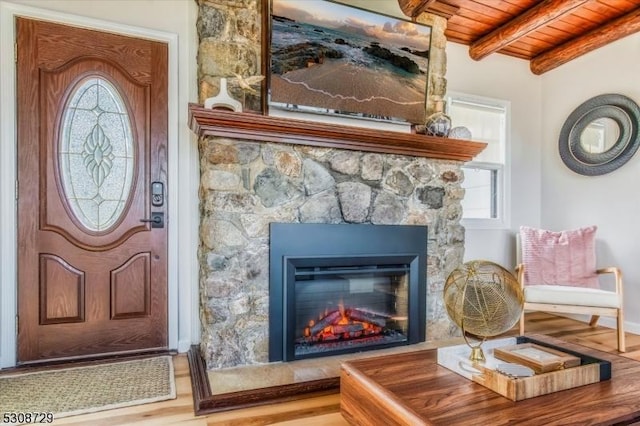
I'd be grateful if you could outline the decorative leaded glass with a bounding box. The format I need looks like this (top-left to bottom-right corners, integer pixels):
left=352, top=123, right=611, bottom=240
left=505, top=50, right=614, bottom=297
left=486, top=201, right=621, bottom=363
left=59, top=77, right=134, bottom=232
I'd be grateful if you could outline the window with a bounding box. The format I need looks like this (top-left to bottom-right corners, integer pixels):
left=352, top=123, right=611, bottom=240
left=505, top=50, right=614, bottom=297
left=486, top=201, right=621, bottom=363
left=59, top=77, right=134, bottom=232
left=446, top=93, right=509, bottom=227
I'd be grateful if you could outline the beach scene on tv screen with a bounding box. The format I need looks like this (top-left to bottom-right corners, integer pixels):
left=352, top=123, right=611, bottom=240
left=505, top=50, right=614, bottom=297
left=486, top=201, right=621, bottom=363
left=270, top=0, right=432, bottom=124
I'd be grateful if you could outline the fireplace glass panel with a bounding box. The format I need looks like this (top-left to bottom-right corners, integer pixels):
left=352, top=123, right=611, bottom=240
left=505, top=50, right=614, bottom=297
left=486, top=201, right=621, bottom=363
left=270, top=223, right=427, bottom=362
left=293, top=262, right=410, bottom=359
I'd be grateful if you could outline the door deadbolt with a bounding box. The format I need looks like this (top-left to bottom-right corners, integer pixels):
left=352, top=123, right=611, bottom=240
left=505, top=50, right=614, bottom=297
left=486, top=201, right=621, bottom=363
left=140, top=212, right=164, bottom=228
left=151, top=181, right=164, bottom=207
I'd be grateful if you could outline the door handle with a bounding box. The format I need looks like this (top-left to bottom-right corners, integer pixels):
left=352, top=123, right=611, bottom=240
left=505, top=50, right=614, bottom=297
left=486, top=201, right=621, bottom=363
left=140, top=212, right=164, bottom=228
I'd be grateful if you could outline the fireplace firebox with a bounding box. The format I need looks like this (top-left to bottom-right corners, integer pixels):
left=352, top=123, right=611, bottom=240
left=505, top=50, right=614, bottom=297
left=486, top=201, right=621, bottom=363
left=269, top=223, right=427, bottom=362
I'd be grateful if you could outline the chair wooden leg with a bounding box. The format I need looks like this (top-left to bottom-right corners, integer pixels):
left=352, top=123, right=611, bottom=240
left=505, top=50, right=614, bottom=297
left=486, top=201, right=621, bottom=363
left=617, top=310, right=626, bottom=353
left=589, top=315, right=600, bottom=327
left=519, top=311, right=525, bottom=336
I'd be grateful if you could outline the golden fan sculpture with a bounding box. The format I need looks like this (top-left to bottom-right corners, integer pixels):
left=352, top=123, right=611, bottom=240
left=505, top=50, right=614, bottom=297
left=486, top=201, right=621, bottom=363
left=444, top=260, right=524, bottom=362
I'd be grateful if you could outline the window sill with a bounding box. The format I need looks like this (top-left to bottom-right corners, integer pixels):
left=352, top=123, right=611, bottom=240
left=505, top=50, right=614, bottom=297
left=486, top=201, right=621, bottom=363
left=462, top=218, right=510, bottom=230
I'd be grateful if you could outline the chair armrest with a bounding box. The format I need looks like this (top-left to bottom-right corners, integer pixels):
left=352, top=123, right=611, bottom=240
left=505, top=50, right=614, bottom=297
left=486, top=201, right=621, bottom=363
left=596, top=267, right=623, bottom=295
left=515, top=263, right=525, bottom=288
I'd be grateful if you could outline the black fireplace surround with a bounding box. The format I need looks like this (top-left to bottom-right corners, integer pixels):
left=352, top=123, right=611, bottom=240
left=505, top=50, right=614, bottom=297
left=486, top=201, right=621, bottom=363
left=269, top=223, right=427, bottom=362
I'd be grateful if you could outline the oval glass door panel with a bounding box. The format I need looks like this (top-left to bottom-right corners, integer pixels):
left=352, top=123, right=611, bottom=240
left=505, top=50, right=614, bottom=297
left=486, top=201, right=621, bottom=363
left=59, top=77, right=135, bottom=232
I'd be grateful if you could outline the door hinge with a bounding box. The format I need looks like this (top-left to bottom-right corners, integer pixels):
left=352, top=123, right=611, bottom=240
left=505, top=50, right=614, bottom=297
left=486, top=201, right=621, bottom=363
left=14, top=42, right=17, bottom=63
left=15, top=180, right=18, bottom=200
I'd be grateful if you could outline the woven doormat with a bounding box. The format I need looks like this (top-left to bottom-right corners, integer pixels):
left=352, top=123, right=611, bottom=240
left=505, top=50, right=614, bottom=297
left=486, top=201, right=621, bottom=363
left=0, top=356, right=175, bottom=419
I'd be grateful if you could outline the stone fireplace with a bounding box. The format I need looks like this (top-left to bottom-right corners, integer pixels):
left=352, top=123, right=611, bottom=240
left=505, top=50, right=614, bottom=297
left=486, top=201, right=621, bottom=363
left=196, top=124, right=474, bottom=369
left=194, top=0, right=480, bottom=370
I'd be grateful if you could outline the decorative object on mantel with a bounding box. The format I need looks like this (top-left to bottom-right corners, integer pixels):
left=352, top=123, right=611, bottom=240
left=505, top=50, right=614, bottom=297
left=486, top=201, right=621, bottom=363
left=448, top=126, right=472, bottom=140
left=425, top=96, right=452, bottom=137
left=232, top=73, right=264, bottom=95
left=204, top=78, right=242, bottom=112
left=559, top=93, right=640, bottom=176
left=443, top=260, right=523, bottom=362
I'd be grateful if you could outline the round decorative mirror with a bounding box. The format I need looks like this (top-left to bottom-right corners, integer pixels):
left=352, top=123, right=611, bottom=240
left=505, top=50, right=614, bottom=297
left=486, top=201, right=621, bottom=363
left=559, top=94, right=640, bottom=176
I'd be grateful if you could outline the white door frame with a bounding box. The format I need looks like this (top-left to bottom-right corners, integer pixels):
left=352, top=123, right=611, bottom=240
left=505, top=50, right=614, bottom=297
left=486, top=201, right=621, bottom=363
left=0, top=1, right=187, bottom=367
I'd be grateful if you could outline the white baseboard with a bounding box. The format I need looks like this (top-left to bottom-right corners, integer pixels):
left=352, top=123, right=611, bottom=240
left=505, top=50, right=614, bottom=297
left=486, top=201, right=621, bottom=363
left=554, top=313, right=640, bottom=335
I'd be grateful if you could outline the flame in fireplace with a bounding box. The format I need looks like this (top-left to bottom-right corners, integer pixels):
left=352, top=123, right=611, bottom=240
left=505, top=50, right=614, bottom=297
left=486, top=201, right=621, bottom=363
left=337, top=301, right=348, bottom=325
left=300, top=306, right=389, bottom=344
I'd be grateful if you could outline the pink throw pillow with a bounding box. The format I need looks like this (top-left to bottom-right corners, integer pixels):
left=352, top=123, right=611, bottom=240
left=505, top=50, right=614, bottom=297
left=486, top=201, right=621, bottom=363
left=520, top=225, right=599, bottom=288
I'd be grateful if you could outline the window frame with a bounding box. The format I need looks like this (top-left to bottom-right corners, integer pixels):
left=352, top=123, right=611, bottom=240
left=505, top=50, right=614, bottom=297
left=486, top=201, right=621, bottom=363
left=446, top=92, right=511, bottom=230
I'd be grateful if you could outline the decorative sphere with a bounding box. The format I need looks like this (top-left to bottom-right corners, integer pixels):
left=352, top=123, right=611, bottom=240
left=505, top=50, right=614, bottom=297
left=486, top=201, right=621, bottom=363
left=448, top=126, right=472, bottom=140
left=425, top=112, right=451, bottom=137
left=444, top=260, right=524, bottom=338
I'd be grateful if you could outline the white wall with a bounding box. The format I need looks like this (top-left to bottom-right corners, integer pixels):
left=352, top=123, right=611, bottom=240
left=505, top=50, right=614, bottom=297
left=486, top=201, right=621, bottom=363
left=0, top=0, right=200, bottom=367
left=446, top=42, right=543, bottom=268
left=540, top=33, right=640, bottom=329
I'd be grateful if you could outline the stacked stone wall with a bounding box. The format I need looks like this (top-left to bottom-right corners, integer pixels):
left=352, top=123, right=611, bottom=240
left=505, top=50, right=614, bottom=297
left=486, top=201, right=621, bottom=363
left=199, top=139, right=463, bottom=368
left=196, top=0, right=460, bottom=369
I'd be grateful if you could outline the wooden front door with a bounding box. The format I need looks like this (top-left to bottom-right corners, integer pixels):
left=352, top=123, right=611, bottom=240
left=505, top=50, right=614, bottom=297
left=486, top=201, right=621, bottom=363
left=16, top=18, right=168, bottom=363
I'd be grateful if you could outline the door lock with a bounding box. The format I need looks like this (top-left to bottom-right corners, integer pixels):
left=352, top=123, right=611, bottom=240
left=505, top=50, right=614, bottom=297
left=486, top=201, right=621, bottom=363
left=151, top=182, right=164, bottom=207
left=140, top=212, right=164, bottom=228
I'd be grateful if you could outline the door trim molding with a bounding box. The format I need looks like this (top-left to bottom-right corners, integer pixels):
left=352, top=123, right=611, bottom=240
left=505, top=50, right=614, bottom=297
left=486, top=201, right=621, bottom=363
left=0, top=1, right=183, bottom=367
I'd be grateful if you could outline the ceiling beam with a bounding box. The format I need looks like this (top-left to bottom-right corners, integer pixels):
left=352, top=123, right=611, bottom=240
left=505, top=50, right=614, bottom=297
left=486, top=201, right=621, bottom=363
left=469, top=0, right=590, bottom=61
left=398, top=0, right=436, bottom=18
left=530, top=7, right=640, bottom=75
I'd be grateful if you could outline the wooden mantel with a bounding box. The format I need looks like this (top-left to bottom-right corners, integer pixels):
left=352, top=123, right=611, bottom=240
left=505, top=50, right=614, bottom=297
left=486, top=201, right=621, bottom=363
left=188, top=104, right=486, bottom=162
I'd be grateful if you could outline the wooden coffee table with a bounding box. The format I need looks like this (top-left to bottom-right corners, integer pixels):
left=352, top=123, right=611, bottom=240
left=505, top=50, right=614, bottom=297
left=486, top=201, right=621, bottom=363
left=340, top=334, right=640, bottom=425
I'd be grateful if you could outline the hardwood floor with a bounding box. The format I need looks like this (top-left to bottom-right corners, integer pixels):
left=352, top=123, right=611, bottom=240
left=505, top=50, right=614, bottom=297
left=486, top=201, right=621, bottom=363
left=51, top=313, right=640, bottom=425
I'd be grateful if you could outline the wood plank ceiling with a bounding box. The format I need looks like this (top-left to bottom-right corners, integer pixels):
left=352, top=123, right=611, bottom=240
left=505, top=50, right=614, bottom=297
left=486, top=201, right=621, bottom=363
left=398, top=0, right=640, bottom=74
